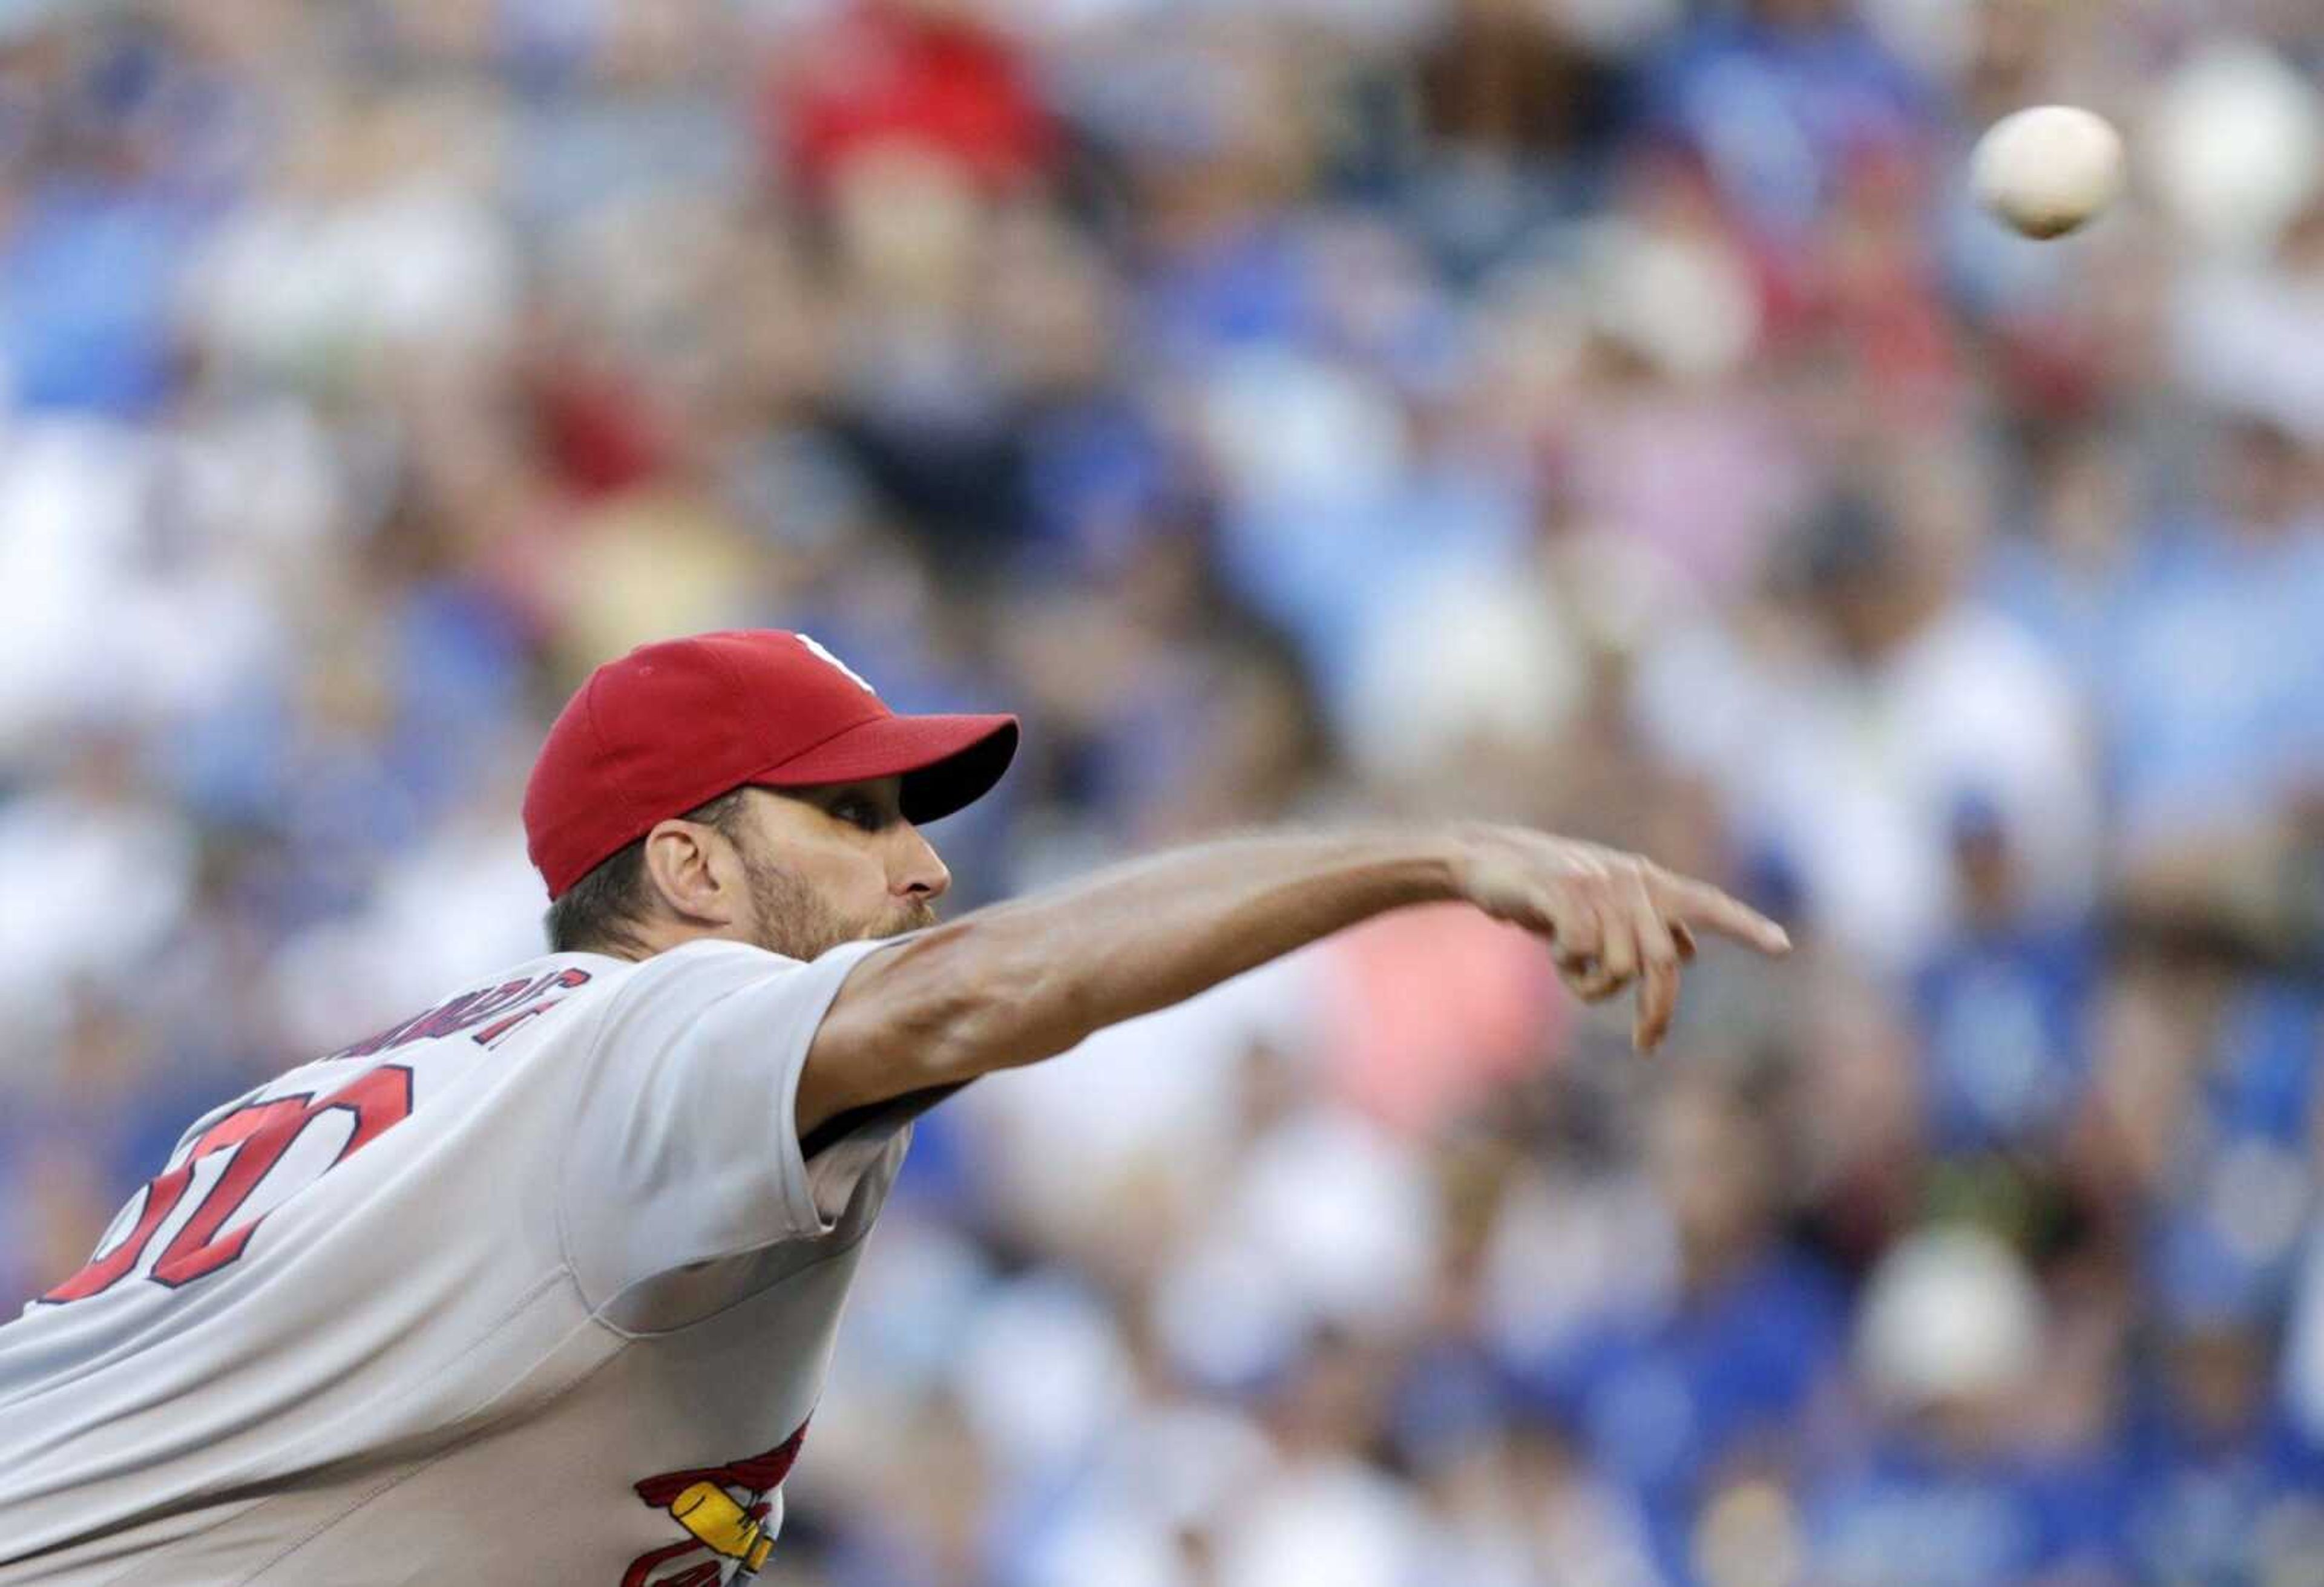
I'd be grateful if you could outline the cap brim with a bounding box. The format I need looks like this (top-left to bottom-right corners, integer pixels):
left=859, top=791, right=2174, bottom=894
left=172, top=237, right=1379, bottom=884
left=749, top=712, right=1019, bottom=824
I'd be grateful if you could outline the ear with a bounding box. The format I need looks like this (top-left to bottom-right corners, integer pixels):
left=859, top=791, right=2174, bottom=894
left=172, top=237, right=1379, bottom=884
left=638, top=817, right=742, bottom=928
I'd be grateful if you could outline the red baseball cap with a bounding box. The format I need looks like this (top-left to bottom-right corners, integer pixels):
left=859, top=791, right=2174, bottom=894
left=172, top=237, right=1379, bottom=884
left=525, top=629, right=1019, bottom=900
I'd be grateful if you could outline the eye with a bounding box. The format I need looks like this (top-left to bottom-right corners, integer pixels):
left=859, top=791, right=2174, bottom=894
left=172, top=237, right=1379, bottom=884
left=830, top=798, right=886, bottom=833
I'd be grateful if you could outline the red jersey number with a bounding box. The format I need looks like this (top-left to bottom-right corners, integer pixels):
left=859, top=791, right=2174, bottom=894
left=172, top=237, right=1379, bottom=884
left=41, top=1065, right=415, bottom=1304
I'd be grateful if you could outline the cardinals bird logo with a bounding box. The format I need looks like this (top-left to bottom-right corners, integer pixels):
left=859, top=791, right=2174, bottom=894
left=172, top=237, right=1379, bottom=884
left=621, top=1423, right=809, bottom=1587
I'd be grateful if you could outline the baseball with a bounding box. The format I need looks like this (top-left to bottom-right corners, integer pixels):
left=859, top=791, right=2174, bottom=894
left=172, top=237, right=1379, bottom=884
left=1971, top=105, right=2126, bottom=238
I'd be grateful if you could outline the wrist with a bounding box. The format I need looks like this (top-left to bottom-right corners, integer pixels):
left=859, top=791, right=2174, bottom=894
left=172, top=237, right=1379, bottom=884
left=1404, top=823, right=1479, bottom=908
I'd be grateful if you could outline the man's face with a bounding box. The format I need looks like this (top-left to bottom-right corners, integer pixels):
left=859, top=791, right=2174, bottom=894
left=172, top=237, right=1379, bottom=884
left=720, top=778, right=951, bottom=960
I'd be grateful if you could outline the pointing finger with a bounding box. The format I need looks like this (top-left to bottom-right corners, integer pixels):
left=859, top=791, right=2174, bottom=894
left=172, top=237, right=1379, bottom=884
left=1653, top=873, right=1791, bottom=956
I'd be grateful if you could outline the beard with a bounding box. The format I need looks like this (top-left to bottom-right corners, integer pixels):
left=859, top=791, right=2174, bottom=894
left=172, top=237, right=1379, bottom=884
left=740, top=850, right=937, bottom=961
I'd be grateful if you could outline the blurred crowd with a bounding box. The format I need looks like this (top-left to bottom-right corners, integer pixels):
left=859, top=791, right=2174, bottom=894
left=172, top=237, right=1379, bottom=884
left=2, top=0, right=2323, bottom=1582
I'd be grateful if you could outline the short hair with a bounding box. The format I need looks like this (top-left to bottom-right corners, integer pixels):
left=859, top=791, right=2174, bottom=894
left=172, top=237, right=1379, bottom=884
left=544, top=787, right=753, bottom=955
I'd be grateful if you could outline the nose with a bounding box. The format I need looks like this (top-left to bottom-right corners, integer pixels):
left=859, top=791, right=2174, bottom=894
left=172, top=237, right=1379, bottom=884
left=892, top=824, right=951, bottom=904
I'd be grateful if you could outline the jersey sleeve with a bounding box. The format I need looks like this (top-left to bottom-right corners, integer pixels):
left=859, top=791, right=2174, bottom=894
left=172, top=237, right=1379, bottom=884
left=556, top=937, right=902, bottom=1307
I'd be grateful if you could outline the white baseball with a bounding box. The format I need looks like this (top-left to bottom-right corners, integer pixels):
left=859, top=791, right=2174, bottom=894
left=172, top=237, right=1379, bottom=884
left=1971, top=105, right=2126, bottom=239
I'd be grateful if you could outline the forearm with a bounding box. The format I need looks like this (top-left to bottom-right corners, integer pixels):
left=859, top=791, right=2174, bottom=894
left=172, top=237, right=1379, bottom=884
left=800, top=819, right=1790, bottom=1132
left=804, top=828, right=1462, bottom=1121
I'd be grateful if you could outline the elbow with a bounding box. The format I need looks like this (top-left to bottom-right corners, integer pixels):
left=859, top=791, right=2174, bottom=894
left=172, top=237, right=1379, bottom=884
left=824, top=923, right=1082, bottom=1104
left=905, top=926, right=1085, bottom=1081
left=915, top=947, right=1078, bottom=1087
left=937, top=961, right=1086, bottom=1078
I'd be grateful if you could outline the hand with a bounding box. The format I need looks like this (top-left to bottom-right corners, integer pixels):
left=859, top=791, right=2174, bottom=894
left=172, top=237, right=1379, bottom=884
left=1449, top=826, right=1791, bottom=1053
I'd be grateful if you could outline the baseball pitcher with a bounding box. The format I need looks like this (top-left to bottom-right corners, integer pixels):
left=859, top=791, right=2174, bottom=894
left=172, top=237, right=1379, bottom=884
left=0, top=629, right=1788, bottom=1584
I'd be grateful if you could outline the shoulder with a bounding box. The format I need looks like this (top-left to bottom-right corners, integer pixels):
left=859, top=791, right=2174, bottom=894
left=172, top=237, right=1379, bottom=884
left=584, top=940, right=902, bottom=1072
left=591, top=940, right=824, bottom=1030
left=615, top=939, right=804, bottom=994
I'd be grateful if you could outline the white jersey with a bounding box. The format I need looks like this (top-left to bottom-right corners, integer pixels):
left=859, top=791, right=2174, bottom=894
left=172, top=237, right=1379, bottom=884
left=0, top=935, right=917, bottom=1586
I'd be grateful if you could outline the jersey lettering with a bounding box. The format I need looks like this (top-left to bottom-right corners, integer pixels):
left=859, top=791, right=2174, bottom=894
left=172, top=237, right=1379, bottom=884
left=330, top=967, right=592, bottom=1059
left=154, top=1066, right=415, bottom=1288
left=41, top=969, right=594, bottom=1307
left=41, top=1065, right=415, bottom=1304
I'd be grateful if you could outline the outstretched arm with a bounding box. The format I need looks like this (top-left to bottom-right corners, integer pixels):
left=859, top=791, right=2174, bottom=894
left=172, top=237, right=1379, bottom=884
left=798, top=824, right=1790, bottom=1134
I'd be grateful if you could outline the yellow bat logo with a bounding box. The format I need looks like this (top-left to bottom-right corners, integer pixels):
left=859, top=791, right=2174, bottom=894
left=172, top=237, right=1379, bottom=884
left=669, top=1482, right=774, bottom=1572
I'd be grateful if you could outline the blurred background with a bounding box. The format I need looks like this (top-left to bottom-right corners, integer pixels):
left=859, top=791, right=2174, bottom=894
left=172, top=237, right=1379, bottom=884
left=1, top=0, right=2322, bottom=1581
